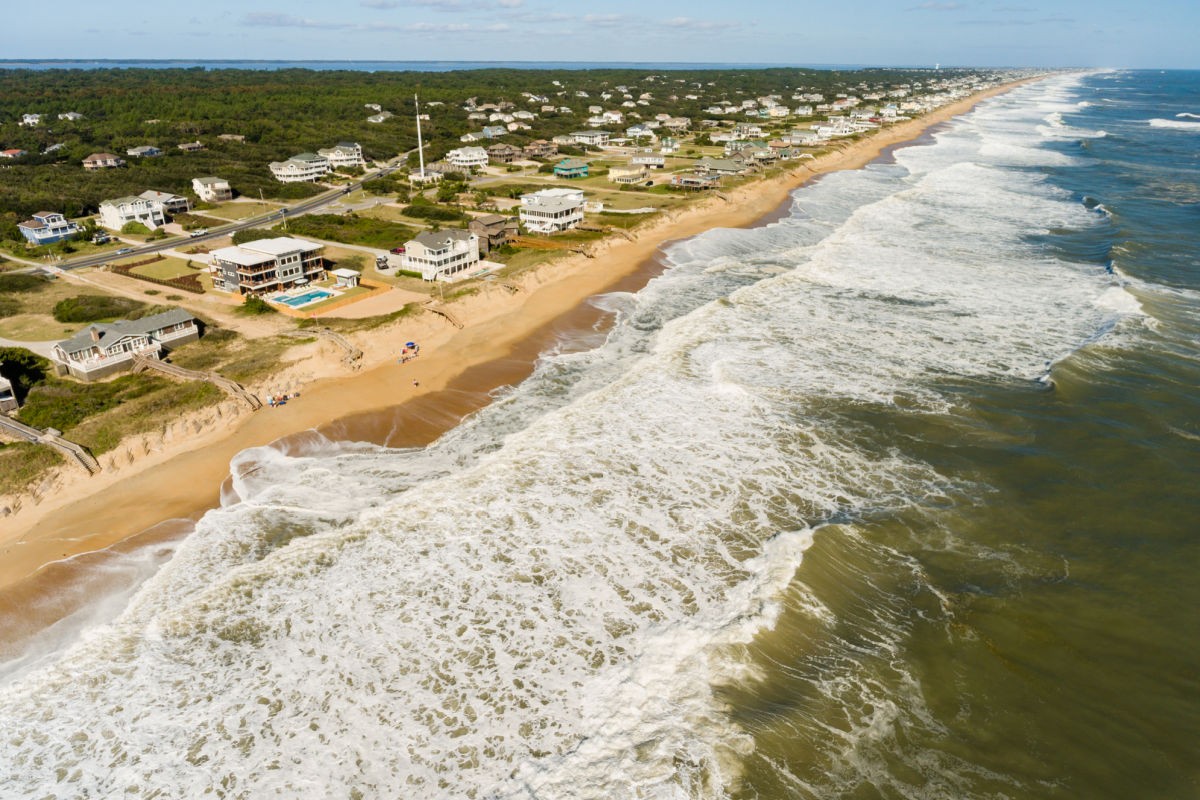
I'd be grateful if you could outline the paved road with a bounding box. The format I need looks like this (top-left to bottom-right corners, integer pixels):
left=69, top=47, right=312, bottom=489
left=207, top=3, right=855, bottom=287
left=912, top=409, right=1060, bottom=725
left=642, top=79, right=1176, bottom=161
left=39, top=161, right=403, bottom=274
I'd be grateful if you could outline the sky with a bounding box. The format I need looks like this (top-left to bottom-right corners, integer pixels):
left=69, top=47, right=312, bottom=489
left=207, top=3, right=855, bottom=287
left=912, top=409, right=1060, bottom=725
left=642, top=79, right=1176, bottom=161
left=4, top=0, right=1197, bottom=69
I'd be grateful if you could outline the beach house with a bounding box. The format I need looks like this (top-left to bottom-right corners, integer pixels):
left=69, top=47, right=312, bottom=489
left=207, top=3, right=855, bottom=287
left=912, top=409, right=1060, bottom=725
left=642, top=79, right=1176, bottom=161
left=0, top=366, right=17, bottom=413
left=519, top=188, right=585, bottom=234
left=98, top=196, right=166, bottom=231
left=468, top=214, right=518, bottom=254
left=18, top=212, right=81, bottom=245
left=50, top=308, right=200, bottom=382
left=209, top=237, right=326, bottom=295
left=400, top=229, right=481, bottom=281
left=609, top=163, right=650, bottom=184
left=19, top=114, right=41, bottom=127
left=82, top=153, right=125, bottom=171
left=632, top=152, right=666, bottom=169
left=0, top=149, right=26, bottom=159
left=140, top=190, right=191, bottom=215
left=192, top=177, right=233, bottom=203
left=446, top=146, right=489, bottom=170
left=486, top=142, right=522, bottom=164
left=523, top=140, right=558, bottom=160
left=177, top=141, right=206, bottom=152
left=317, top=142, right=366, bottom=169
left=126, top=145, right=162, bottom=158
left=553, top=158, right=590, bottom=179
left=571, top=130, right=609, bottom=147
left=269, top=153, right=330, bottom=183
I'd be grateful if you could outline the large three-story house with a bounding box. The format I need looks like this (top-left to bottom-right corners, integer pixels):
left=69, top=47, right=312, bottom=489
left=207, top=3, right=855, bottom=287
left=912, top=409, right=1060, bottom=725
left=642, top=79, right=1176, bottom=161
left=400, top=229, right=481, bottom=282
left=209, top=237, right=326, bottom=294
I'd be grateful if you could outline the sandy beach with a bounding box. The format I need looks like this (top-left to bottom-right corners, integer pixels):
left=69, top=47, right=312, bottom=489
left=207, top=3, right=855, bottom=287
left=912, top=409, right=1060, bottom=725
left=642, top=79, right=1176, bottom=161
left=0, top=77, right=1040, bottom=606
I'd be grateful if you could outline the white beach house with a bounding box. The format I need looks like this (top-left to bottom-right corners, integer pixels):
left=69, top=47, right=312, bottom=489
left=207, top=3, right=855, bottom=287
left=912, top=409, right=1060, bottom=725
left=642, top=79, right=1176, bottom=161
left=269, top=153, right=331, bottom=183
left=445, top=147, right=489, bottom=170
left=98, top=196, right=166, bottom=231
left=192, top=177, right=233, bottom=203
left=400, top=229, right=482, bottom=281
left=518, top=188, right=585, bottom=234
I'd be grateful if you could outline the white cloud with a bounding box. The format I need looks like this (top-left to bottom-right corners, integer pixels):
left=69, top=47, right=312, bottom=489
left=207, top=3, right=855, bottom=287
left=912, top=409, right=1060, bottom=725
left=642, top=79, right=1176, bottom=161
left=662, top=16, right=740, bottom=31
left=241, top=13, right=347, bottom=28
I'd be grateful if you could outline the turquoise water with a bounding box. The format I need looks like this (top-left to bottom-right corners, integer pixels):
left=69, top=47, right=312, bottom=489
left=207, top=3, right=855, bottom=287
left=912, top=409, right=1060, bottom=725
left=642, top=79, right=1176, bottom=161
left=1, top=71, right=1198, bottom=798
left=276, top=289, right=333, bottom=307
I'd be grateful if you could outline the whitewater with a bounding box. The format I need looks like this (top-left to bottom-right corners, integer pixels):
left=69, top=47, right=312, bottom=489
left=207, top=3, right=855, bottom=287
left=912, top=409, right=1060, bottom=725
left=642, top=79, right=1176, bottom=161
left=0, top=74, right=1140, bottom=798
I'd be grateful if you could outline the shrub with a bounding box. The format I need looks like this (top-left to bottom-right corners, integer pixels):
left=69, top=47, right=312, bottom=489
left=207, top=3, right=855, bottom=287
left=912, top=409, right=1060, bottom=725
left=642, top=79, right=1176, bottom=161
left=143, top=289, right=161, bottom=295
left=239, top=295, right=275, bottom=315
left=0, top=274, right=48, bottom=293
left=52, top=294, right=146, bottom=323
left=401, top=204, right=465, bottom=222
left=0, top=295, right=19, bottom=317
left=0, top=347, right=51, bottom=402
left=121, top=221, right=152, bottom=235
left=232, top=227, right=279, bottom=245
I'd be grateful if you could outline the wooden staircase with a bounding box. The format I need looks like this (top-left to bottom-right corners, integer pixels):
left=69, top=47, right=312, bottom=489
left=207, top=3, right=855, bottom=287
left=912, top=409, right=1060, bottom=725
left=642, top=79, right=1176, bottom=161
left=422, top=302, right=464, bottom=329
left=281, top=328, right=363, bottom=369
left=131, top=355, right=262, bottom=410
left=0, top=415, right=101, bottom=475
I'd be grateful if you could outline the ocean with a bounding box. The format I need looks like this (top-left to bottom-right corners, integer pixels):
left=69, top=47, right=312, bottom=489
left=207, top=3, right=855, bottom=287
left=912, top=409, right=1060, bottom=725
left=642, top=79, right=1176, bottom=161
left=2, top=70, right=1198, bottom=798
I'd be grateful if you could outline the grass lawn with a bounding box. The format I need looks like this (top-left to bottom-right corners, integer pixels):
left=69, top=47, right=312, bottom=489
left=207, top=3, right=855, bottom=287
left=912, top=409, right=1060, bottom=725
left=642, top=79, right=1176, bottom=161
left=126, top=256, right=199, bottom=281
left=207, top=201, right=281, bottom=221
left=358, top=205, right=430, bottom=228
left=0, top=313, right=78, bottom=342
left=0, top=237, right=124, bottom=262
left=0, top=274, right=99, bottom=317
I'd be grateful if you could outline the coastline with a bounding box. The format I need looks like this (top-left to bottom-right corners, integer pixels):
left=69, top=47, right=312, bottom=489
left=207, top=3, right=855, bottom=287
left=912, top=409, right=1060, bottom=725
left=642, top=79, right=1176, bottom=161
left=0, top=77, right=1041, bottom=601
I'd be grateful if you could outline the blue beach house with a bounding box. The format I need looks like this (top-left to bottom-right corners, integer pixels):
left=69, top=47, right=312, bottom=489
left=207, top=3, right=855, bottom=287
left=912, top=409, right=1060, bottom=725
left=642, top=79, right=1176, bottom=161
left=553, top=158, right=589, bottom=179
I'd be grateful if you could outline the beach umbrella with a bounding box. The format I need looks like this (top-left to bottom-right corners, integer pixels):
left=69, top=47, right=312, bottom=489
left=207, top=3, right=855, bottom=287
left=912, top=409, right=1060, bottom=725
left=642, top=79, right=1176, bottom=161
left=406, top=342, right=416, bottom=348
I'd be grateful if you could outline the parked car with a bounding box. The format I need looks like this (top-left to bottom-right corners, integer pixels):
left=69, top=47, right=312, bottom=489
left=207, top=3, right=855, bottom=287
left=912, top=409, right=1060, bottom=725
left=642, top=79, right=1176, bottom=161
left=389, top=246, right=406, bottom=254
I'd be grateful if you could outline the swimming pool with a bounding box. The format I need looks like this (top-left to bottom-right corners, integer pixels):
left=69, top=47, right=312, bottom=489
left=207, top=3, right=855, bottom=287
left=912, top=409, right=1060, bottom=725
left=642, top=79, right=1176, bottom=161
left=275, top=290, right=334, bottom=308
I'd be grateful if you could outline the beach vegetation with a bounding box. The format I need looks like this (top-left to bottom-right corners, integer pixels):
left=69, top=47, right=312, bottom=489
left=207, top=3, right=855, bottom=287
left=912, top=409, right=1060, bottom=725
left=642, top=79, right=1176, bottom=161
left=238, top=295, right=276, bottom=315
left=231, top=227, right=278, bottom=245
left=51, top=294, right=146, bottom=323
left=120, top=221, right=152, bottom=236
left=269, top=213, right=416, bottom=250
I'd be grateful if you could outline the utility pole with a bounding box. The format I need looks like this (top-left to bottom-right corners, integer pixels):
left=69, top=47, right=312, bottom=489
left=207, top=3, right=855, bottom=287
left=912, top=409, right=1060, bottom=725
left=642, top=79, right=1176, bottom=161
left=415, top=93, right=427, bottom=183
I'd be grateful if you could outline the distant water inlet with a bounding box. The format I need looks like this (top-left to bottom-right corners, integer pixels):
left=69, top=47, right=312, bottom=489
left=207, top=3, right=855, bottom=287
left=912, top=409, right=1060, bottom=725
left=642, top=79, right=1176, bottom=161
left=3, top=71, right=1199, bottom=799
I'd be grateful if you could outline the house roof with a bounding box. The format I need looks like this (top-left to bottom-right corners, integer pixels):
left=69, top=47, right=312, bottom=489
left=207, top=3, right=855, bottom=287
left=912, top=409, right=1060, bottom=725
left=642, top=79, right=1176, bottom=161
left=84, top=153, right=119, bottom=161
left=102, top=196, right=147, bottom=207
left=141, top=190, right=184, bottom=203
left=242, top=237, right=322, bottom=256
left=56, top=308, right=196, bottom=356
left=555, top=158, right=589, bottom=170
left=210, top=246, right=276, bottom=267
left=411, top=229, right=473, bottom=249
left=194, top=176, right=228, bottom=185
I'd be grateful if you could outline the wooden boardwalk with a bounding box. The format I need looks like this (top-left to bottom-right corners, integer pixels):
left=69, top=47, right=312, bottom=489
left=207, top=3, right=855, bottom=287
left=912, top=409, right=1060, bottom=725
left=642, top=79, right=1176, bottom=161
left=0, top=415, right=101, bottom=475
left=422, top=302, right=464, bottom=329
left=281, top=328, right=363, bottom=369
left=131, top=355, right=262, bottom=410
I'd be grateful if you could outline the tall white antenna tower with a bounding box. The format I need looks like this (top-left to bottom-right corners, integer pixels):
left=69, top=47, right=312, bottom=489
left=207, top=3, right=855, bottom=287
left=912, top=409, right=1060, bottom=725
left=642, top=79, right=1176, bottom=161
left=415, top=93, right=426, bottom=181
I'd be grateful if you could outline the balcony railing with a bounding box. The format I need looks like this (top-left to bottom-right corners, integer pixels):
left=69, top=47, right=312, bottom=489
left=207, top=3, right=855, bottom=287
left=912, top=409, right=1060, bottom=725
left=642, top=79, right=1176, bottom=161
left=67, top=345, right=160, bottom=372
